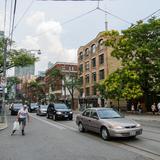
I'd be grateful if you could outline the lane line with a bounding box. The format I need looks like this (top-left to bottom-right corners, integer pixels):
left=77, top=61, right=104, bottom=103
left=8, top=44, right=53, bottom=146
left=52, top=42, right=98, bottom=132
left=30, top=114, right=66, bottom=130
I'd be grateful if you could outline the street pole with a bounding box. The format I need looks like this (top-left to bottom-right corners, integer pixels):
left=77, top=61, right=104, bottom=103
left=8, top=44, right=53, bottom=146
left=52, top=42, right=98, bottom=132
left=2, top=39, right=7, bottom=115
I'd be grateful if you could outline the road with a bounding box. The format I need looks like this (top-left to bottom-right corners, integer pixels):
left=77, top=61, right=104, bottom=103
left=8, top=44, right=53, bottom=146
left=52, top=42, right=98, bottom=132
left=0, top=112, right=159, bottom=160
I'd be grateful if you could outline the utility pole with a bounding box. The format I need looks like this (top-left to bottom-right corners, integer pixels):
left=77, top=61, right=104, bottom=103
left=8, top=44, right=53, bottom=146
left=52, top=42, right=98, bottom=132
left=2, top=38, right=7, bottom=113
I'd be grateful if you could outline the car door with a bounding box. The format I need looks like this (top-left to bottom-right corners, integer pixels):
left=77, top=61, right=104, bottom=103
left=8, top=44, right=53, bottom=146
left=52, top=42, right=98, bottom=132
left=89, top=109, right=101, bottom=133
left=81, top=109, right=91, bottom=130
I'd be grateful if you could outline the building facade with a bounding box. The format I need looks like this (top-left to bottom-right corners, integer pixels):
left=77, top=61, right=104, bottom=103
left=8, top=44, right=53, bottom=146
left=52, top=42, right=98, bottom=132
left=77, top=32, right=121, bottom=98
left=45, top=62, right=78, bottom=104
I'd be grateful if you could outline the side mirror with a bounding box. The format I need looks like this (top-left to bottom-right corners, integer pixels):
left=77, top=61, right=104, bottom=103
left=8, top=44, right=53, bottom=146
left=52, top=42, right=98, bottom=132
left=92, top=116, right=99, bottom=120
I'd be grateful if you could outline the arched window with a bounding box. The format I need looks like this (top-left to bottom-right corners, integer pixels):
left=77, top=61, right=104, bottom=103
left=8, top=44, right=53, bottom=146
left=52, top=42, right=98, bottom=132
left=79, top=52, right=83, bottom=60
left=98, top=39, right=103, bottom=50
left=85, top=48, right=89, bottom=57
left=91, top=44, right=96, bottom=53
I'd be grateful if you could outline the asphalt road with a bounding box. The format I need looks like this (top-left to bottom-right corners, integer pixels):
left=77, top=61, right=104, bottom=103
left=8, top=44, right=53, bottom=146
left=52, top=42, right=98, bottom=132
left=0, top=113, right=159, bottom=160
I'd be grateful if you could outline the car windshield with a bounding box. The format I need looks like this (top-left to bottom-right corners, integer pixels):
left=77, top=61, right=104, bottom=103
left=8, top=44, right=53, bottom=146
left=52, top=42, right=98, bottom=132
left=54, top=104, right=68, bottom=109
left=14, top=104, right=22, bottom=109
left=41, top=105, right=48, bottom=109
left=97, top=108, right=122, bottom=119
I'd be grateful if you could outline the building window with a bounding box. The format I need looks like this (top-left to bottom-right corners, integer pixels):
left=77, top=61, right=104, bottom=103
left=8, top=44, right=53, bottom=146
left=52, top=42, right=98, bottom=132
left=85, top=74, right=90, bottom=84
left=98, top=39, right=103, bottom=50
left=85, top=61, right=89, bottom=71
left=79, top=64, right=83, bottom=73
left=99, top=69, right=104, bottom=80
left=86, top=87, right=90, bottom=96
left=79, top=76, right=83, bottom=85
left=85, top=48, right=89, bottom=57
left=79, top=52, right=83, bottom=60
left=99, top=54, right=104, bottom=65
left=92, top=86, right=97, bottom=95
left=92, top=72, right=96, bottom=82
left=91, top=58, right=96, bottom=68
left=91, top=44, right=96, bottom=54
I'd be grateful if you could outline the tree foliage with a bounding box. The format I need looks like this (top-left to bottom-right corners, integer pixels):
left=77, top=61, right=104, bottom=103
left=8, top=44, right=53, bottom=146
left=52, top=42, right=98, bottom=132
left=0, top=38, right=38, bottom=73
left=104, top=18, right=160, bottom=108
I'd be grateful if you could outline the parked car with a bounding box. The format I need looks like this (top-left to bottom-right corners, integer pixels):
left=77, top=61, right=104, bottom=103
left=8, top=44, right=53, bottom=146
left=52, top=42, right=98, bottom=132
left=36, top=105, right=48, bottom=116
left=47, top=103, right=73, bottom=121
left=76, top=108, right=142, bottom=140
left=28, top=103, right=38, bottom=113
left=10, top=103, right=23, bottom=115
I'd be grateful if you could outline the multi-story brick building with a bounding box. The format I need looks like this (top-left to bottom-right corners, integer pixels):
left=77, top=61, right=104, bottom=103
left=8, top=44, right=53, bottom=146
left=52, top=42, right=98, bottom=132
left=45, top=62, right=78, bottom=107
left=78, top=32, right=121, bottom=99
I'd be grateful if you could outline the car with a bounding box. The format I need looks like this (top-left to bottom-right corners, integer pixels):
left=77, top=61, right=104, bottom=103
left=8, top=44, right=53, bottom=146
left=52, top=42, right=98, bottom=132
left=36, top=105, right=48, bottom=116
left=46, top=103, right=73, bottom=121
left=76, top=108, right=142, bottom=140
left=28, top=103, right=38, bottom=113
left=10, top=103, right=23, bottom=115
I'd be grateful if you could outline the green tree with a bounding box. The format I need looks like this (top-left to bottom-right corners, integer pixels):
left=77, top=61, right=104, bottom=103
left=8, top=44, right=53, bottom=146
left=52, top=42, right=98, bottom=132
left=0, top=38, right=37, bottom=73
left=50, top=68, right=80, bottom=109
left=104, top=18, right=160, bottom=110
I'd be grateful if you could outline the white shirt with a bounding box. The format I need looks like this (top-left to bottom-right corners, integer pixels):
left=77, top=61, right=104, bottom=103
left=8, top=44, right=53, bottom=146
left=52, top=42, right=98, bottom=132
left=18, top=108, right=29, bottom=119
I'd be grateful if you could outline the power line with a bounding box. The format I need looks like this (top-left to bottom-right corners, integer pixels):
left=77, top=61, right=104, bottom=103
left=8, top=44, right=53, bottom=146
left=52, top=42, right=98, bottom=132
left=10, top=0, right=17, bottom=44
left=3, top=0, right=7, bottom=35
left=8, top=0, right=13, bottom=38
left=32, top=8, right=98, bottom=37
left=98, top=7, right=132, bottom=25
left=14, top=0, right=35, bottom=31
left=142, top=8, right=160, bottom=21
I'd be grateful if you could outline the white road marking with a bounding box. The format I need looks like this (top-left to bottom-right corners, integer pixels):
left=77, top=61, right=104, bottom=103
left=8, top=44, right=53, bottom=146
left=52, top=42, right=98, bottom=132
left=30, top=114, right=66, bottom=130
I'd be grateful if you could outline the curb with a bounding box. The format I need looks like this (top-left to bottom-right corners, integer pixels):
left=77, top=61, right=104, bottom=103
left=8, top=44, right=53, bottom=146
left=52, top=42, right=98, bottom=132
left=0, top=123, right=8, bottom=131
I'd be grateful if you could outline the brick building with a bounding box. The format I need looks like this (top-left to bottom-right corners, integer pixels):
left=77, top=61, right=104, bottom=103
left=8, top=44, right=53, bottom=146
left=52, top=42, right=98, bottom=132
left=45, top=62, right=78, bottom=107
left=77, top=32, right=121, bottom=108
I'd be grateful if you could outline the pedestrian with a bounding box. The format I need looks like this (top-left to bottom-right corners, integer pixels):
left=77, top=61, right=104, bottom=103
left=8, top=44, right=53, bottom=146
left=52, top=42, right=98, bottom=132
left=131, top=103, right=135, bottom=113
left=137, top=102, right=142, bottom=113
left=11, top=104, right=30, bottom=136
left=157, top=102, right=160, bottom=114
left=151, top=103, right=156, bottom=115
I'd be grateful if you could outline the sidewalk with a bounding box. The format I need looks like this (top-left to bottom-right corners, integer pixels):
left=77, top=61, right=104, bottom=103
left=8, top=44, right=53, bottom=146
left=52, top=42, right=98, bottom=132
left=0, top=112, right=8, bottom=131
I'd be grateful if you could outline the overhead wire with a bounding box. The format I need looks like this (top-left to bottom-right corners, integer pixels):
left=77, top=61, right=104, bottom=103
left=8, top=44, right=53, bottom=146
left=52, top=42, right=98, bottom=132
left=31, top=8, right=98, bottom=37
left=13, top=0, right=35, bottom=31
left=10, top=0, right=17, bottom=46
left=30, top=2, right=132, bottom=38
left=97, top=7, right=132, bottom=25
left=142, top=8, right=160, bottom=21
left=3, top=0, right=7, bottom=36
left=8, top=0, right=13, bottom=39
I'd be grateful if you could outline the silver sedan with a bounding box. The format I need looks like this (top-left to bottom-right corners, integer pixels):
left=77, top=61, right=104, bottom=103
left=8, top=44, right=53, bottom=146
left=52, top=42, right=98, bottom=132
left=36, top=105, right=48, bottom=116
left=76, top=108, right=142, bottom=140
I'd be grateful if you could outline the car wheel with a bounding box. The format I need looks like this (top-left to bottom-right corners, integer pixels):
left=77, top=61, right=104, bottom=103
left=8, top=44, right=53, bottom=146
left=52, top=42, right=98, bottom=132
left=78, top=122, right=85, bottom=132
left=53, top=115, right=57, bottom=121
left=101, top=127, right=110, bottom=140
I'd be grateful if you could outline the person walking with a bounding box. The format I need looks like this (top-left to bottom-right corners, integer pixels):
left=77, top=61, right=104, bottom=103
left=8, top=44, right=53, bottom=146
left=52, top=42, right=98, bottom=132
left=131, top=103, right=135, bottom=113
left=157, top=102, right=160, bottom=114
left=151, top=103, right=156, bottom=115
left=11, top=104, right=30, bottom=136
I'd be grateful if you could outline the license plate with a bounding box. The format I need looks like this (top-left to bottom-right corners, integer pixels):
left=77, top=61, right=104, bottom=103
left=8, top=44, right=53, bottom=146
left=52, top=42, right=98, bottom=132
left=130, top=131, right=136, bottom=136
left=64, top=115, right=68, bottom=117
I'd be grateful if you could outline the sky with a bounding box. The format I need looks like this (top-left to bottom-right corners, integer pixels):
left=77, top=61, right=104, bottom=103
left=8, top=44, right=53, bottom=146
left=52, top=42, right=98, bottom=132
left=0, top=0, right=160, bottom=76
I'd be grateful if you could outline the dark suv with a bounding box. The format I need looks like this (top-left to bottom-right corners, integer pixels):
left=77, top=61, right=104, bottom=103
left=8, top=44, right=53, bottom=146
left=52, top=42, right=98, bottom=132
left=47, top=103, right=73, bottom=121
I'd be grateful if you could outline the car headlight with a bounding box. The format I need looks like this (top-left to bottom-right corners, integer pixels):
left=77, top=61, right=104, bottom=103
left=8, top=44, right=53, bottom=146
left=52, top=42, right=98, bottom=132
left=110, top=124, right=123, bottom=129
left=69, top=111, right=73, bottom=114
left=136, top=124, right=141, bottom=127
left=56, top=111, right=62, bottom=115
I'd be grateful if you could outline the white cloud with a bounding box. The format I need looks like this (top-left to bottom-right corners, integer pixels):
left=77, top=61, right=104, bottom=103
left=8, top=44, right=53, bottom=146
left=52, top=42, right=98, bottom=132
left=20, top=11, right=77, bottom=75
left=26, top=11, right=45, bottom=27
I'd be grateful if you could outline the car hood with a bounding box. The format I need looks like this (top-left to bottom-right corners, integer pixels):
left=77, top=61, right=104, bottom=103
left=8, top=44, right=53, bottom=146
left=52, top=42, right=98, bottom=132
left=101, top=118, right=138, bottom=127
left=56, top=109, right=71, bottom=112
left=40, top=109, right=47, bottom=111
